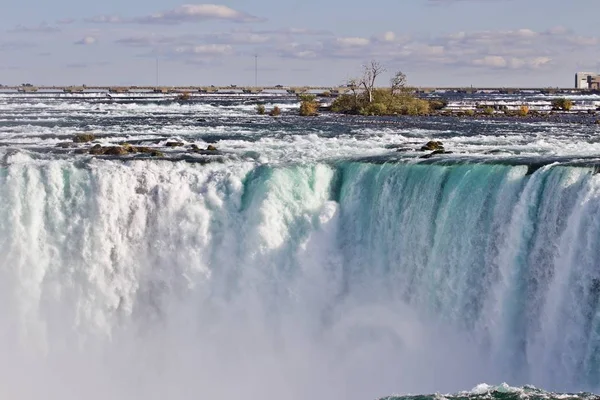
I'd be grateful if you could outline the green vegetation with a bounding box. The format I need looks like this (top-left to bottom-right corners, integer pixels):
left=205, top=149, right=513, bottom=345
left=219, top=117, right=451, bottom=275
left=299, top=94, right=319, bottom=116
left=331, top=88, right=431, bottom=116
left=330, top=61, right=433, bottom=116
left=269, top=106, right=281, bottom=116
left=518, top=105, right=530, bottom=116
left=256, top=104, right=266, bottom=115
left=483, top=107, right=494, bottom=116
left=428, top=99, right=448, bottom=111
left=551, top=98, right=573, bottom=111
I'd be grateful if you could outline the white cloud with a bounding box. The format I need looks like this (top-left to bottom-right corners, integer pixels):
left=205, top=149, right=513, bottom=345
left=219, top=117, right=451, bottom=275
left=75, top=36, right=97, bottom=45
left=137, top=4, right=262, bottom=24
left=471, top=55, right=552, bottom=69
left=8, top=23, right=60, bottom=34
left=472, top=55, right=508, bottom=68
left=107, top=25, right=594, bottom=74
left=85, top=4, right=263, bottom=25
left=173, top=44, right=233, bottom=55
left=85, top=15, right=124, bottom=23
left=335, top=37, right=370, bottom=47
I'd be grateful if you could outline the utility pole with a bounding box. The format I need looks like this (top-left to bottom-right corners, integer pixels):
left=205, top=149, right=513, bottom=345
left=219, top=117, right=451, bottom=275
left=254, top=54, right=258, bottom=87
left=156, top=58, right=159, bottom=86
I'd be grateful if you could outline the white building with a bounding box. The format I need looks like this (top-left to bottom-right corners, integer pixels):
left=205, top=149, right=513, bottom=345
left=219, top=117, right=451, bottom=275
left=575, top=72, right=600, bottom=89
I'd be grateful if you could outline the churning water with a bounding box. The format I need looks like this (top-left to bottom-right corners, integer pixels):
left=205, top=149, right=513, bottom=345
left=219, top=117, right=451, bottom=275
left=1, top=92, right=600, bottom=400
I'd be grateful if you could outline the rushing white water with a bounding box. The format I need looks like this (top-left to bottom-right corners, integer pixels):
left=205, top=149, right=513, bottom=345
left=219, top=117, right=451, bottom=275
left=1, top=149, right=600, bottom=399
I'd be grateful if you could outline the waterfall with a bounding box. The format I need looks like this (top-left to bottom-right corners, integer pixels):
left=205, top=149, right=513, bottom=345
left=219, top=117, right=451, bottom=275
left=1, top=152, right=600, bottom=399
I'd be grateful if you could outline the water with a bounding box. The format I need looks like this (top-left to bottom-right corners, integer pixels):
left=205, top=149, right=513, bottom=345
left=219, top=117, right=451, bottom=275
left=1, top=92, right=600, bottom=400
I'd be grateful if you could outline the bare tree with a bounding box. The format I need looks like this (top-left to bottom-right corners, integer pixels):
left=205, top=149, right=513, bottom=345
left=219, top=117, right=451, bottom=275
left=390, top=70, right=407, bottom=96
left=359, top=60, right=386, bottom=103
left=346, top=77, right=360, bottom=105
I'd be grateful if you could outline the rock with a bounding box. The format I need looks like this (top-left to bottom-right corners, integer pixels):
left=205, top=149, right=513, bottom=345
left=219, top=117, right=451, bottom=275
left=395, top=147, right=414, bottom=153
left=420, top=140, right=444, bottom=151
left=121, top=143, right=136, bottom=153
left=206, top=145, right=218, bottom=151
left=73, top=133, right=96, bottom=143
left=165, top=141, right=184, bottom=147
left=89, top=144, right=104, bottom=155
left=420, top=149, right=450, bottom=159
left=595, top=120, right=600, bottom=125
left=150, top=150, right=164, bottom=157
left=190, top=144, right=201, bottom=151
left=56, top=142, right=76, bottom=148
left=102, top=146, right=128, bottom=156
left=134, top=146, right=153, bottom=154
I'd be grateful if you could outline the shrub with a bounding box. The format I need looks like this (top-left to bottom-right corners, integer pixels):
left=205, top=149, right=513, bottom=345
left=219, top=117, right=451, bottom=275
left=428, top=99, right=448, bottom=111
left=518, top=105, right=530, bottom=116
left=256, top=104, right=265, bottom=115
left=465, top=109, right=475, bottom=116
left=331, top=88, right=430, bottom=116
left=177, top=92, right=191, bottom=101
left=361, top=102, right=388, bottom=116
left=483, top=107, right=494, bottom=115
left=298, top=94, right=319, bottom=116
left=298, top=94, right=317, bottom=103
left=397, top=98, right=430, bottom=116
left=551, top=98, right=573, bottom=111
left=331, top=94, right=360, bottom=114
left=299, top=100, right=319, bottom=116
left=269, top=106, right=281, bottom=116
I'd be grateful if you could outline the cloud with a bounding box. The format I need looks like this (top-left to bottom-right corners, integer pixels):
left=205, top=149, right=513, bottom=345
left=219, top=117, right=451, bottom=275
left=250, top=27, right=332, bottom=36
left=470, top=55, right=553, bottom=70
left=335, top=37, right=370, bottom=48
left=75, top=36, right=97, bottom=45
left=65, top=61, right=110, bottom=69
left=0, top=40, right=36, bottom=51
left=137, top=4, right=263, bottom=24
left=173, top=44, right=233, bottom=55
left=85, top=15, right=123, bottom=24
left=87, top=4, right=263, bottom=25
left=111, top=24, right=596, bottom=75
left=267, top=26, right=583, bottom=73
left=8, top=23, right=60, bottom=34
left=57, top=18, right=75, bottom=25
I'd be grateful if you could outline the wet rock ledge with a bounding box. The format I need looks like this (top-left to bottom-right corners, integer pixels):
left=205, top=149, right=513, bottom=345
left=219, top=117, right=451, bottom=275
left=56, top=133, right=221, bottom=158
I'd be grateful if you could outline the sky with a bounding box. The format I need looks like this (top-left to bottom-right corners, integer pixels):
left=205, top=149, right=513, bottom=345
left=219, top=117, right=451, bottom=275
left=0, top=0, right=599, bottom=87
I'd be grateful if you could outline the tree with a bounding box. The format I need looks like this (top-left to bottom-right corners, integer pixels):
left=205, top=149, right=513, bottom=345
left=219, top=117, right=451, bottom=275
left=359, top=60, right=386, bottom=103
left=344, top=77, right=360, bottom=105
left=390, top=70, right=407, bottom=96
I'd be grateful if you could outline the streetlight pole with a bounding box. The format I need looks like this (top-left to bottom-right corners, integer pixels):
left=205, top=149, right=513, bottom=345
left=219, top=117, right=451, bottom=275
left=156, top=58, right=159, bottom=86
left=254, top=54, right=258, bottom=87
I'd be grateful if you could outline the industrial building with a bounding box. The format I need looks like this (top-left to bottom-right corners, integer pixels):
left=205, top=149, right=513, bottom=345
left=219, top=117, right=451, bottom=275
left=575, top=72, right=600, bottom=89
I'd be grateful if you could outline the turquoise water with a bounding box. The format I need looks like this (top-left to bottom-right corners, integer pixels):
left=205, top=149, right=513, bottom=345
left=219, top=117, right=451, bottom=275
left=1, top=156, right=600, bottom=399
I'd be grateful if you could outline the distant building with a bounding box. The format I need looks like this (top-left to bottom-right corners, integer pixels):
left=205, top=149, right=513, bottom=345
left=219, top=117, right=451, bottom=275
left=575, top=72, right=600, bottom=89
